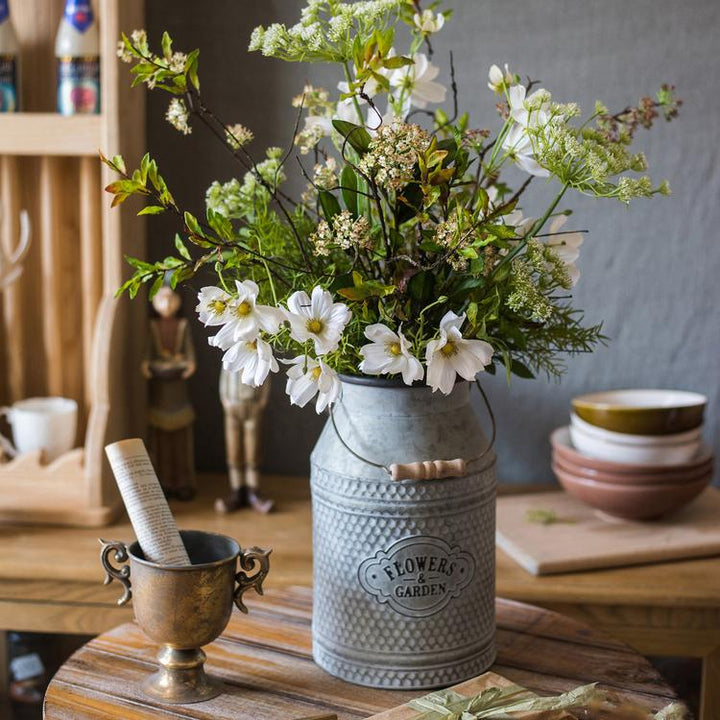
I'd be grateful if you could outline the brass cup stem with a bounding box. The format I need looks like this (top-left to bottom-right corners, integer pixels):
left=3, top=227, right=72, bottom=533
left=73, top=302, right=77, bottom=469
left=142, top=646, right=222, bottom=705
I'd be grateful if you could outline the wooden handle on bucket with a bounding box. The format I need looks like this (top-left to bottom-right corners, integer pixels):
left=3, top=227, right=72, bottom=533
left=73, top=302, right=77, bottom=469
left=390, top=459, right=467, bottom=481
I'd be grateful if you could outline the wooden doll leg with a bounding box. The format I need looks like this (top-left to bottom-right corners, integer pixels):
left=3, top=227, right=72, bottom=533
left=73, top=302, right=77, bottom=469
left=243, top=416, right=262, bottom=490
left=224, top=408, right=245, bottom=491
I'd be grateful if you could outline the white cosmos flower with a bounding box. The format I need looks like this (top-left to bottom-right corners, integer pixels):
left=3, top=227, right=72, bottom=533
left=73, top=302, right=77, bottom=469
left=207, top=279, right=284, bottom=350
left=546, top=215, right=583, bottom=286
left=222, top=337, right=278, bottom=386
left=414, top=9, right=445, bottom=33
left=502, top=124, right=549, bottom=178
left=284, top=286, right=351, bottom=355
left=388, top=53, right=446, bottom=116
left=196, top=286, right=234, bottom=326
left=487, top=63, right=513, bottom=93
left=426, top=312, right=494, bottom=395
left=285, top=355, right=341, bottom=413
left=508, top=85, right=551, bottom=129
left=359, top=324, right=424, bottom=385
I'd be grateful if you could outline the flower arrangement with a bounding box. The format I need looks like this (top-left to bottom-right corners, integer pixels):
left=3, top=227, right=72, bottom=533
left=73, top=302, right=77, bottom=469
left=106, top=1, right=680, bottom=412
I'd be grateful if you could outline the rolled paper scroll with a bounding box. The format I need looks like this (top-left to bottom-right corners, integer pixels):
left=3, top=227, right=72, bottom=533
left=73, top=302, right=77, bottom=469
left=389, top=458, right=467, bottom=481
left=105, top=438, right=190, bottom=566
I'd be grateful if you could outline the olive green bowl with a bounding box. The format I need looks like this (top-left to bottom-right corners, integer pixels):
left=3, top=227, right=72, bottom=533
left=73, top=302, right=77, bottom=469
left=572, top=389, right=706, bottom=436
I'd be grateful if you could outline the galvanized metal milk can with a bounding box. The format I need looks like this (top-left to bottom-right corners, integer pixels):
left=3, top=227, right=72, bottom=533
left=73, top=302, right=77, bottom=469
left=311, top=377, right=496, bottom=689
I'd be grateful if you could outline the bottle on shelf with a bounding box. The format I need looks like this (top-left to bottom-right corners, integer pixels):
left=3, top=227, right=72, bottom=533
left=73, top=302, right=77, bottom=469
left=55, top=0, right=100, bottom=115
left=0, top=0, right=19, bottom=112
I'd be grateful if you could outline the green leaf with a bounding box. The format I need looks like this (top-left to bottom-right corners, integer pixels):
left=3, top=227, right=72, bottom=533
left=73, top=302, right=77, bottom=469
left=340, top=165, right=359, bottom=217
left=184, top=211, right=206, bottom=238
left=511, top=359, right=535, bottom=379
left=149, top=274, right=165, bottom=300
left=174, top=234, right=192, bottom=261
left=161, top=31, right=173, bottom=59
left=407, top=271, right=434, bottom=303
left=485, top=223, right=518, bottom=240
left=332, top=120, right=372, bottom=155
left=381, top=55, right=414, bottom=69
left=337, top=271, right=395, bottom=301
left=138, top=205, right=166, bottom=216
left=319, top=190, right=342, bottom=223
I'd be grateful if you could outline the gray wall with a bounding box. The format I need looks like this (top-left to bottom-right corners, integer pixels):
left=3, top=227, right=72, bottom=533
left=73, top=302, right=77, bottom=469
left=145, top=0, right=719, bottom=483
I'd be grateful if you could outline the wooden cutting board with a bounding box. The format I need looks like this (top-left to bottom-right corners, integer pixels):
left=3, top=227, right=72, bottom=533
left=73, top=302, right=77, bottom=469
left=497, top=487, right=720, bottom=575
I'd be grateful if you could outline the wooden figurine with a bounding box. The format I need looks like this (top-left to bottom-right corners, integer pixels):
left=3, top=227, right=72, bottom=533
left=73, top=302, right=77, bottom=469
left=141, top=286, right=197, bottom=501
left=215, top=369, right=274, bottom=514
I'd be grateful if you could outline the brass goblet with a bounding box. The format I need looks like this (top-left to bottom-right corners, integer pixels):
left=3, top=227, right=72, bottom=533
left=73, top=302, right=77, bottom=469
left=100, top=530, right=271, bottom=704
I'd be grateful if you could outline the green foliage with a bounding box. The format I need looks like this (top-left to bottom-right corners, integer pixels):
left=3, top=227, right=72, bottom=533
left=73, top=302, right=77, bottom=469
left=107, top=10, right=679, bottom=382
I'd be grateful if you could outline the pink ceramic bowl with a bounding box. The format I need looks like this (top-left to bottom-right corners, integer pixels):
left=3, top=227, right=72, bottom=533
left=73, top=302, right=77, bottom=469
left=552, top=453, right=714, bottom=486
left=553, top=463, right=712, bottom=520
left=551, top=426, right=713, bottom=475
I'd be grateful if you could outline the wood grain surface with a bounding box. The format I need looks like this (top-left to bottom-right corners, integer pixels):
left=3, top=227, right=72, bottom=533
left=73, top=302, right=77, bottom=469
left=497, top=488, right=720, bottom=574
left=43, top=587, right=681, bottom=720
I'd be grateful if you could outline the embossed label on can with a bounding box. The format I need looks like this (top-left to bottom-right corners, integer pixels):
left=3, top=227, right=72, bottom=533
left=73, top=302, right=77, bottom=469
left=358, top=536, right=475, bottom=618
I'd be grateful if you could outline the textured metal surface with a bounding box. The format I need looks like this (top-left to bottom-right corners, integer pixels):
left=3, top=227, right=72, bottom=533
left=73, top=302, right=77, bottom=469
left=311, top=379, right=496, bottom=688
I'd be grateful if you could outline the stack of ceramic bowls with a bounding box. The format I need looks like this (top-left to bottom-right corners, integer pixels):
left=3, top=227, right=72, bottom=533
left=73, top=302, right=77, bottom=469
left=551, top=390, right=713, bottom=520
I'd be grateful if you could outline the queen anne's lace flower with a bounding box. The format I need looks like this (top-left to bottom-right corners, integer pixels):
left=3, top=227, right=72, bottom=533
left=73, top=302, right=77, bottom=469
left=359, top=121, right=430, bottom=191
left=166, top=98, right=191, bottom=135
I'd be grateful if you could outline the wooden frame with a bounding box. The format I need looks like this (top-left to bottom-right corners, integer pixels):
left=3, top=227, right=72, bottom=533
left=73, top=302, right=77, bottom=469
left=0, top=0, right=146, bottom=526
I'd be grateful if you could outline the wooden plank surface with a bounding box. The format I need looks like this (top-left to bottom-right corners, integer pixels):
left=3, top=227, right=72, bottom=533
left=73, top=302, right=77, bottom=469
left=497, top=488, right=720, bottom=575
left=43, top=587, right=681, bottom=720
left=0, top=115, right=103, bottom=156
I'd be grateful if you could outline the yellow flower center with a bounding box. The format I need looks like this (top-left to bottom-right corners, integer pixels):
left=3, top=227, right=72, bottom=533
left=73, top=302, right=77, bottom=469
left=247, top=340, right=257, bottom=351
left=307, top=318, right=324, bottom=334
left=388, top=342, right=402, bottom=356
left=236, top=300, right=253, bottom=317
left=208, top=299, right=226, bottom=315
left=440, top=341, right=457, bottom=357
left=312, top=365, right=322, bottom=380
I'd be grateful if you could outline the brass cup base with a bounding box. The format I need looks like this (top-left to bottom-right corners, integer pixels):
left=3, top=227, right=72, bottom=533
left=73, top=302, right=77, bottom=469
left=141, top=646, right=223, bottom=705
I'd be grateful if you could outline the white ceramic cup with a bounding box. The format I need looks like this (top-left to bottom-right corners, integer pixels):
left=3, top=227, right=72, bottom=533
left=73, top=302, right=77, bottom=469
left=0, top=397, right=78, bottom=463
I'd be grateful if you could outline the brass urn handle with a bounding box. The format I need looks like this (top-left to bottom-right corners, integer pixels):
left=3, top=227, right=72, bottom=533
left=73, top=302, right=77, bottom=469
left=99, top=539, right=132, bottom=606
left=234, top=547, right=271, bottom=614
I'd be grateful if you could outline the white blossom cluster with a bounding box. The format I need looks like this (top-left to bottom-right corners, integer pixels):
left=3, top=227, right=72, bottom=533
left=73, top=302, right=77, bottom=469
left=359, top=121, right=431, bottom=191
left=310, top=211, right=371, bottom=256
left=197, top=283, right=495, bottom=408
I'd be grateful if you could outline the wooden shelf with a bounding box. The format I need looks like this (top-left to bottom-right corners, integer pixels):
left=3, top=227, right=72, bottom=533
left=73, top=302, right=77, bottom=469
left=0, top=113, right=103, bottom=156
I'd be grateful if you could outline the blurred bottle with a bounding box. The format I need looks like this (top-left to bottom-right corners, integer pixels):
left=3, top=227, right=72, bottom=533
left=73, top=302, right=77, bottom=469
left=0, top=0, right=19, bottom=112
left=55, top=0, right=100, bottom=115
left=8, top=632, right=46, bottom=708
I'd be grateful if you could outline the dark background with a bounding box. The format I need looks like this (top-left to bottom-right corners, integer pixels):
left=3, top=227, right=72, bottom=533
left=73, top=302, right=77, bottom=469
left=144, top=0, right=720, bottom=482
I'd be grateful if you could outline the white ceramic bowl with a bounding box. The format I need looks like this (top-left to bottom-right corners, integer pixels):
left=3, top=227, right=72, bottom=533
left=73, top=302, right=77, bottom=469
left=569, top=424, right=702, bottom=466
left=570, top=413, right=703, bottom=446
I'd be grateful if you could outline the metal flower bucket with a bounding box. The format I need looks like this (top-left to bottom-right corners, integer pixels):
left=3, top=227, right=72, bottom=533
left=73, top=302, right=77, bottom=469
left=310, top=377, right=496, bottom=689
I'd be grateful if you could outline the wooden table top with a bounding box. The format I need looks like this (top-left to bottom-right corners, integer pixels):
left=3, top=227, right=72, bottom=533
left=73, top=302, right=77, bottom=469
left=43, top=586, right=681, bottom=720
left=1, top=475, right=719, bottom=608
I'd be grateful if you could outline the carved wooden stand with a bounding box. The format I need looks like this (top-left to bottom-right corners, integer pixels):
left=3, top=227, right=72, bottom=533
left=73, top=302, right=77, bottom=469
left=0, top=0, right=146, bottom=527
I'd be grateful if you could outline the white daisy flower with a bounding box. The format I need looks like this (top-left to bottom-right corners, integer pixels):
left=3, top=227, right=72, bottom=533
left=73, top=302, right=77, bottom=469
left=508, top=85, right=551, bottom=129
left=208, top=279, right=284, bottom=350
left=502, top=124, right=549, bottom=178
left=359, top=324, right=424, bottom=385
left=413, top=9, right=445, bottom=34
left=546, top=215, right=583, bottom=286
left=284, top=286, right=351, bottom=356
left=285, top=355, right=341, bottom=413
left=426, top=312, right=494, bottom=395
left=196, top=286, right=234, bottom=326
left=388, top=53, right=447, bottom=115
left=221, top=337, right=278, bottom=387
